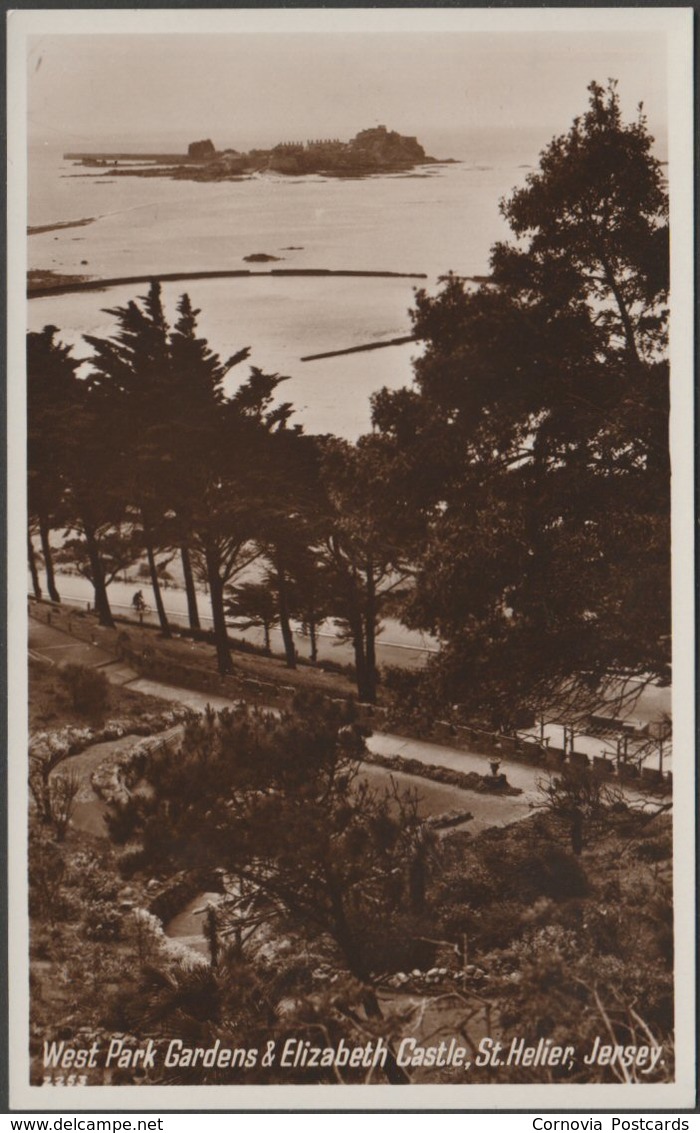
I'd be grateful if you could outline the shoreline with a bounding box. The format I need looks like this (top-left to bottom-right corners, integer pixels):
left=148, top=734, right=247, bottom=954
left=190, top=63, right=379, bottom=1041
left=28, top=216, right=96, bottom=236
left=60, top=163, right=454, bottom=185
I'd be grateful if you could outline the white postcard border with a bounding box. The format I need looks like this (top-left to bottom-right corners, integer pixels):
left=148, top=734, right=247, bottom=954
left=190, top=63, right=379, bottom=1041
left=7, top=6, right=695, bottom=1111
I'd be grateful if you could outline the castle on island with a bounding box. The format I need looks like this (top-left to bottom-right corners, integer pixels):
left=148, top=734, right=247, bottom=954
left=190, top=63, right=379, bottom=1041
left=67, top=126, right=440, bottom=181
left=265, top=125, right=429, bottom=174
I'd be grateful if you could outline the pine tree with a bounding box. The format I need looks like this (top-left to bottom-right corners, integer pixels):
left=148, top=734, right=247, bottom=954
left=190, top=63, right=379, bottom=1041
left=27, top=326, right=81, bottom=603
left=372, top=82, right=670, bottom=726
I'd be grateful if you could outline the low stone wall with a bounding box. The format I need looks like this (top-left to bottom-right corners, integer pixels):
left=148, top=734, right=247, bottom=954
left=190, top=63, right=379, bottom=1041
left=91, top=724, right=185, bottom=805
left=30, top=709, right=190, bottom=765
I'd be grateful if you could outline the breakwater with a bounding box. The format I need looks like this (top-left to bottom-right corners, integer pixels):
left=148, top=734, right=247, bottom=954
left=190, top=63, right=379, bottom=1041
left=301, top=334, right=416, bottom=362
left=28, top=267, right=428, bottom=299
left=64, top=152, right=195, bottom=163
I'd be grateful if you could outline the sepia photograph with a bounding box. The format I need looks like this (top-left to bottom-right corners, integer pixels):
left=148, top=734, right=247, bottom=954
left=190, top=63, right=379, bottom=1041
left=7, top=7, right=695, bottom=1111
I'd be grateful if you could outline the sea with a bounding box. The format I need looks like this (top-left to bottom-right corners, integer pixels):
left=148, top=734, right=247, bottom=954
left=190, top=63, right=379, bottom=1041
left=27, top=128, right=549, bottom=439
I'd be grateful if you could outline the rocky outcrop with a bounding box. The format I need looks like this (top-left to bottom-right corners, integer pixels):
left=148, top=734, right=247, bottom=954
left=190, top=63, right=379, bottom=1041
left=206, top=150, right=247, bottom=175
left=346, top=125, right=427, bottom=168
left=187, top=138, right=216, bottom=159
left=267, top=152, right=304, bottom=175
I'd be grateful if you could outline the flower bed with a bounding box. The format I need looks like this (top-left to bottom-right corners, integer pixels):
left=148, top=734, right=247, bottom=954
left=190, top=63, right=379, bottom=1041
left=363, top=750, right=523, bottom=797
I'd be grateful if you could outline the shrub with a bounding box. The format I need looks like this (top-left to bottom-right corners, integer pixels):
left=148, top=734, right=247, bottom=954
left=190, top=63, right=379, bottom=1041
left=581, top=905, right=622, bottom=956
left=382, top=666, right=435, bottom=734
left=634, top=835, right=672, bottom=862
left=30, top=925, right=63, bottom=960
left=117, top=847, right=148, bottom=878
left=466, top=900, right=525, bottom=951
left=515, top=847, right=588, bottom=902
left=352, top=914, right=437, bottom=975
left=436, top=860, right=499, bottom=910
left=83, top=900, right=123, bottom=942
left=58, top=664, right=111, bottom=722
left=646, top=885, right=674, bottom=965
left=104, top=799, right=143, bottom=845
left=29, top=832, right=67, bottom=923
left=69, top=851, right=120, bottom=903
left=49, top=770, right=81, bottom=841
left=123, top=908, right=163, bottom=966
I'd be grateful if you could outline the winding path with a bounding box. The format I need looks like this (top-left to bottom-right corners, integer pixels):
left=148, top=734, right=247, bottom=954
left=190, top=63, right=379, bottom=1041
left=30, top=619, right=540, bottom=835
left=30, top=617, right=657, bottom=832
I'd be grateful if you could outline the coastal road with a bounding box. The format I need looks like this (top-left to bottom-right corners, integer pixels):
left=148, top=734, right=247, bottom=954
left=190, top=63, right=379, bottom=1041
left=29, top=569, right=439, bottom=670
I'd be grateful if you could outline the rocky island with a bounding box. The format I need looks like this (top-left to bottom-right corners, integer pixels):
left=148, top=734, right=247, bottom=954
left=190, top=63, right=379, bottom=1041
left=65, top=126, right=452, bottom=180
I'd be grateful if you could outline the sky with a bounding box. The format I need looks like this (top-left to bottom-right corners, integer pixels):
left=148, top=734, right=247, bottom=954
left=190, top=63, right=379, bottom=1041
left=26, top=26, right=669, bottom=157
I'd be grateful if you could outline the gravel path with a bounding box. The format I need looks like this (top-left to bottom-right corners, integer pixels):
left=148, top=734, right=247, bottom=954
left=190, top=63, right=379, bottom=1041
left=49, top=734, right=146, bottom=837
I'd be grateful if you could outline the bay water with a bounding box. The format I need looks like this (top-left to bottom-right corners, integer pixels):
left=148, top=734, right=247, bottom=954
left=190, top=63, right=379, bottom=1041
left=28, top=129, right=543, bottom=438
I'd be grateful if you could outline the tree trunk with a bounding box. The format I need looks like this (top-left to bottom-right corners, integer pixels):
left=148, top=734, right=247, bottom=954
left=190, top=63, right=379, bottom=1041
left=205, top=543, right=233, bottom=675
left=275, top=551, right=297, bottom=669
left=180, top=544, right=201, bottom=631
left=325, top=870, right=363, bottom=977
left=308, top=616, right=318, bottom=664
left=83, top=526, right=115, bottom=627
left=358, top=988, right=411, bottom=1085
left=263, top=622, right=271, bottom=654
left=39, top=514, right=60, bottom=603
left=363, top=559, right=377, bottom=704
left=409, top=856, right=427, bottom=913
left=324, top=870, right=410, bottom=1084
left=145, top=535, right=171, bottom=638
left=28, top=532, right=42, bottom=599
left=348, top=606, right=370, bottom=701
left=596, top=244, right=641, bottom=366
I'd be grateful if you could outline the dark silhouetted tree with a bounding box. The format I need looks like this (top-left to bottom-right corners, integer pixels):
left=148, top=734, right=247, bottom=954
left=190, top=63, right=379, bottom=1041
left=225, top=580, right=279, bottom=653
left=319, top=436, right=414, bottom=703
left=27, top=326, right=82, bottom=603
left=372, top=82, right=669, bottom=727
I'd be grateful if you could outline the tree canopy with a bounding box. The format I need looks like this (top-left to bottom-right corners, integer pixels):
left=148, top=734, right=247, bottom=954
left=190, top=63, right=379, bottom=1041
left=119, top=697, right=432, bottom=985
left=371, top=81, right=670, bottom=727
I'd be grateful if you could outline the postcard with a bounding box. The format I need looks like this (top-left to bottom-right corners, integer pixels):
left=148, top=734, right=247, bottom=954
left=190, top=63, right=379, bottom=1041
left=7, top=6, right=695, bottom=1111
